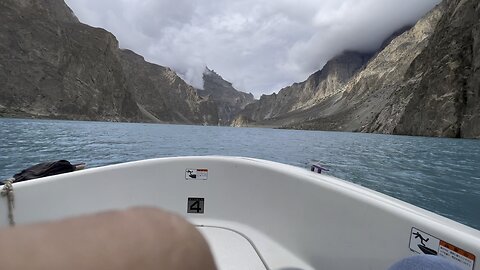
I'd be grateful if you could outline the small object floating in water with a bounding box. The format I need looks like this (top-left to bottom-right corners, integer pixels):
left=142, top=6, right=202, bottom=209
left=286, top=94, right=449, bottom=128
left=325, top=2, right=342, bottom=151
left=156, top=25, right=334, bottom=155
left=311, top=163, right=329, bottom=174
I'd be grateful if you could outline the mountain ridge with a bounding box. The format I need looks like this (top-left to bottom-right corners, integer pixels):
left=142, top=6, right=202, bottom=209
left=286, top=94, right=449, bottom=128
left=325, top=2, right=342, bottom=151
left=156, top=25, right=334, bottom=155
left=393, top=0, right=480, bottom=138
left=198, top=67, right=255, bottom=125
left=0, top=0, right=220, bottom=125
left=234, top=51, right=373, bottom=126
left=284, top=0, right=480, bottom=139
left=1, top=0, right=478, bottom=138
left=235, top=0, right=480, bottom=139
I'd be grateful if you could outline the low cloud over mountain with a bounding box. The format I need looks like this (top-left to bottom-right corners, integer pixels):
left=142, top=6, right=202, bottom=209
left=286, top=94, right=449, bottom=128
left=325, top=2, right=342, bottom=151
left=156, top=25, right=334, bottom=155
left=65, top=0, right=440, bottom=96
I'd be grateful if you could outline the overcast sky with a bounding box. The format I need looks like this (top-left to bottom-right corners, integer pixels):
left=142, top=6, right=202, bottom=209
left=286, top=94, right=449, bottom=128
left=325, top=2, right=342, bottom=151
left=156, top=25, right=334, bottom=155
left=64, top=0, right=440, bottom=97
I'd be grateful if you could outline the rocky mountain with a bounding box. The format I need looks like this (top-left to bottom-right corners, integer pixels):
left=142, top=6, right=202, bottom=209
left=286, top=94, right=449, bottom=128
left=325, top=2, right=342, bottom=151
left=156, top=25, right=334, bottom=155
left=1, top=0, right=477, bottom=138
left=0, top=0, right=218, bottom=125
left=291, top=3, right=446, bottom=131
left=0, top=0, right=139, bottom=121
left=392, top=0, right=480, bottom=138
left=237, top=0, right=479, bottom=139
left=287, top=0, right=480, bottom=139
left=235, top=51, right=373, bottom=125
left=197, top=68, right=255, bottom=125
left=119, top=51, right=218, bottom=124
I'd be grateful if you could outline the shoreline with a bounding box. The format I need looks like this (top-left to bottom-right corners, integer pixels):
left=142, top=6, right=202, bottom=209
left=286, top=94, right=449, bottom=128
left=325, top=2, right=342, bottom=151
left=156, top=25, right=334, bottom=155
left=1, top=115, right=478, bottom=140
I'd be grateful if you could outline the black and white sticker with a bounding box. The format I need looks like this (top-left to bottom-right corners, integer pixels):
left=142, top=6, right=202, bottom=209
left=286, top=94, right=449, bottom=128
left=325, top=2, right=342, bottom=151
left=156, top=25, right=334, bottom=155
left=185, top=169, right=208, bottom=180
left=409, top=228, right=440, bottom=255
left=409, top=227, right=476, bottom=270
left=187, top=197, right=205, bottom=214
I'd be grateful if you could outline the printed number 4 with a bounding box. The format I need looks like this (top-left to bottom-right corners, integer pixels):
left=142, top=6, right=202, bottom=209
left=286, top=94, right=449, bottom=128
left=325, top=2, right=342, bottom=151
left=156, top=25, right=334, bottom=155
left=190, top=201, right=202, bottom=213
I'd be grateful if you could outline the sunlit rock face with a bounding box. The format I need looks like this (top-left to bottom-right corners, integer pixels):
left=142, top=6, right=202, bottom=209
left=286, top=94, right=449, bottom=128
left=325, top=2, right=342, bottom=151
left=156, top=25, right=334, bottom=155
left=259, top=0, right=479, bottom=139
left=237, top=51, right=372, bottom=125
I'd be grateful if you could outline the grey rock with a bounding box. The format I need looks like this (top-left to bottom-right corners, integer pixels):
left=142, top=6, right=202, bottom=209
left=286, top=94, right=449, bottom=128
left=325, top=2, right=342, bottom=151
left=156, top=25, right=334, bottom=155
left=238, top=0, right=480, bottom=139
left=198, top=68, right=254, bottom=125
left=274, top=0, right=480, bottom=139
left=230, top=114, right=253, bottom=128
left=393, top=0, right=480, bottom=138
left=0, top=0, right=143, bottom=121
left=0, top=0, right=218, bottom=125
left=236, top=51, right=372, bottom=125
left=119, top=51, right=219, bottom=125
left=339, top=2, right=446, bottom=133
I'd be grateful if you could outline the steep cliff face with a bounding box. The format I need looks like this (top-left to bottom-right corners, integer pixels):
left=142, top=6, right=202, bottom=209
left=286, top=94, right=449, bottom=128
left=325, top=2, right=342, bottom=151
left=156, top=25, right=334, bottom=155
left=237, top=51, right=372, bottom=124
left=197, top=68, right=254, bottom=125
left=119, top=51, right=219, bottom=125
left=288, top=2, right=448, bottom=134
left=333, top=0, right=480, bottom=139
left=16, top=0, right=79, bottom=23
left=236, top=0, right=480, bottom=139
left=0, top=0, right=143, bottom=121
left=0, top=0, right=218, bottom=124
left=393, top=0, right=480, bottom=138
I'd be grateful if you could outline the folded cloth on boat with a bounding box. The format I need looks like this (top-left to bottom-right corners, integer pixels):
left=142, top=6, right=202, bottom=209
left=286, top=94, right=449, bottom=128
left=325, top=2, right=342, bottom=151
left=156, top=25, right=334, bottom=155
left=3, top=160, right=77, bottom=184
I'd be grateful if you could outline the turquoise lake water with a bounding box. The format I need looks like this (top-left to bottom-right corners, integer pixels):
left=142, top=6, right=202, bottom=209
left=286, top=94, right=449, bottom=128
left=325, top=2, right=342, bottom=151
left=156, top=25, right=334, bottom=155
left=0, top=118, right=479, bottom=230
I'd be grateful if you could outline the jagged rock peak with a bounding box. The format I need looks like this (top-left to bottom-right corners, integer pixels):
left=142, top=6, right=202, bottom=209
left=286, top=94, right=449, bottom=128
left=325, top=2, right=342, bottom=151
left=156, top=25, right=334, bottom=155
left=203, top=66, right=217, bottom=76
left=199, top=67, right=255, bottom=125
left=203, top=66, right=236, bottom=90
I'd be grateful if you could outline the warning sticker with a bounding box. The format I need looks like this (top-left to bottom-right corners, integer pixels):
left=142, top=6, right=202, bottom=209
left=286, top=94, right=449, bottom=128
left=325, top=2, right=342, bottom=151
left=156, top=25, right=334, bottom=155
left=409, top=228, right=476, bottom=270
left=439, top=241, right=476, bottom=270
left=409, top=228, right=440, bottom=255
left=185, top=169, right=208, bottom=180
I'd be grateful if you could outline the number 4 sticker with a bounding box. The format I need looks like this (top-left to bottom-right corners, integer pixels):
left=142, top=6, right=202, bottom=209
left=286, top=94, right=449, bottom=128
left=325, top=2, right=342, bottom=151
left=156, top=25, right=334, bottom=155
left=187, top=198, right=205, bottom=214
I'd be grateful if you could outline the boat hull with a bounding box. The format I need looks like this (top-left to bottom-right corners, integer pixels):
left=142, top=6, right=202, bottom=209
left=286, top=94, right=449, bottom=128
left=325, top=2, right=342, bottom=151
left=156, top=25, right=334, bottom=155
left=1, top=156, right=478, bottom=270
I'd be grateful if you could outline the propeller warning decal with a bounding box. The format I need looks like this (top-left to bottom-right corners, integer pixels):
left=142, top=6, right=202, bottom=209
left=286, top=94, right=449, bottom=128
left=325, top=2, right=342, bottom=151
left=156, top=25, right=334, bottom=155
left=409, top=227, right=475, bottom=270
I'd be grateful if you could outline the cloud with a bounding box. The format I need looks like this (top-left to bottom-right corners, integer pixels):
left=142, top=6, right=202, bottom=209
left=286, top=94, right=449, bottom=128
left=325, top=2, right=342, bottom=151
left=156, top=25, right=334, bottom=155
left=64, top=0, right=440, bottom=97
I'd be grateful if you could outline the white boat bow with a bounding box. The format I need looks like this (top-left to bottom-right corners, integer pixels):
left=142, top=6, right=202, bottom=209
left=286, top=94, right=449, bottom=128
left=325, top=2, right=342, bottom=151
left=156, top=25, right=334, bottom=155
left=1, top=156, right=478, bottom=270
